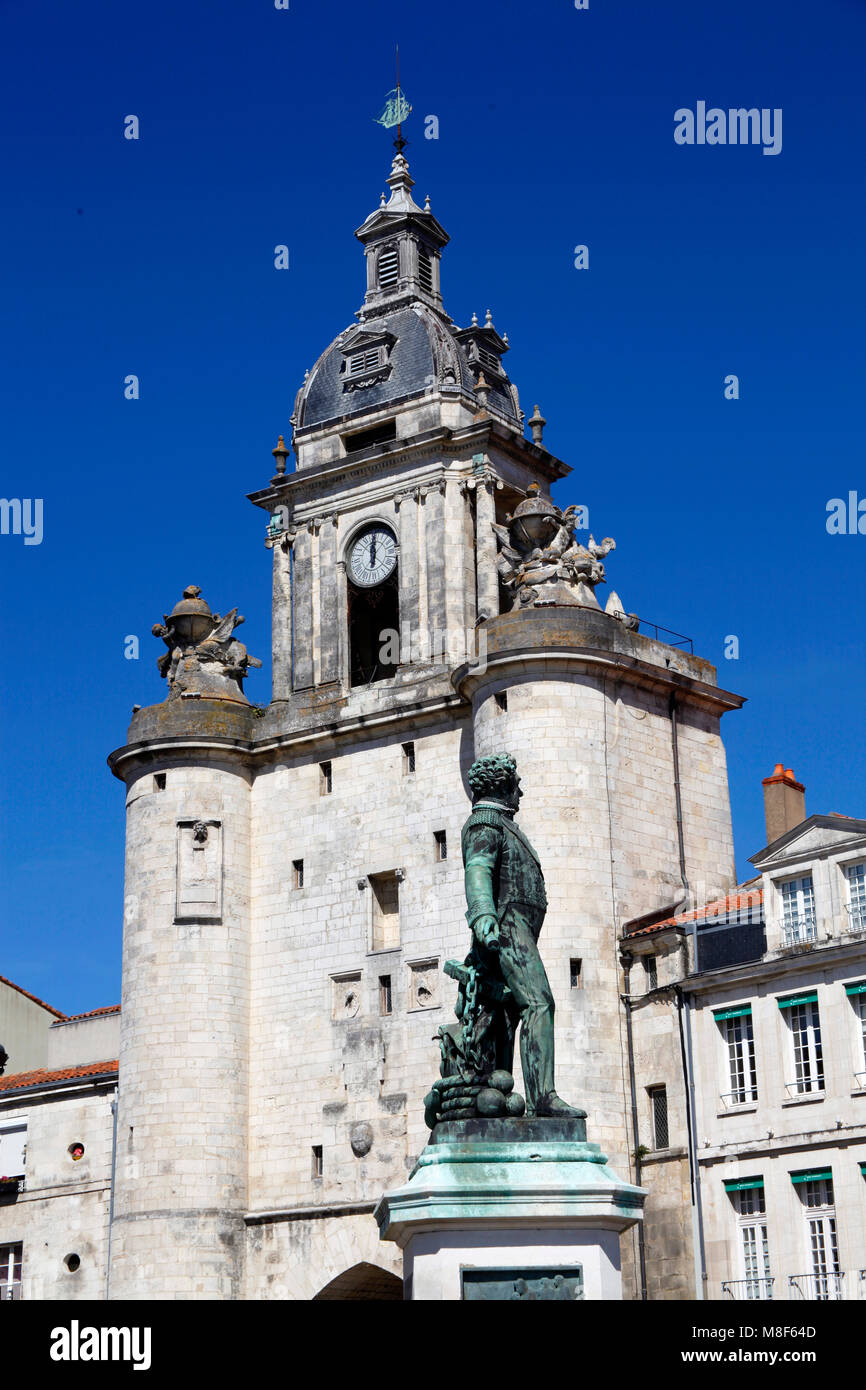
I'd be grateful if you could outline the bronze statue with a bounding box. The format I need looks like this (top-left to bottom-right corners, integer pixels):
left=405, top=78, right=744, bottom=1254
left=425, top=753, right=585, bottom=1127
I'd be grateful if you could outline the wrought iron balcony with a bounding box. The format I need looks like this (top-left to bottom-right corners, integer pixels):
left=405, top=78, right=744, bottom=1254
left=788, top=1272, right=846, bottom=1301
left=780, top=915, right=818, bottom=947
left=845, top=904, right=866, bottom=932
left=721, top=1277, right=774, bottom=1300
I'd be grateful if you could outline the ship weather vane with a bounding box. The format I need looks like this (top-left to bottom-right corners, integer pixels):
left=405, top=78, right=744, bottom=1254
left=374, top=44, right=412, bottom=153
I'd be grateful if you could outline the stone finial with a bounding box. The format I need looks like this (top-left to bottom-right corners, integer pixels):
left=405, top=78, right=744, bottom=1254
left=485, top=309, right=494, bottom=327
left=271, top=435, right=289, bottom=477
left=529, top=404, right=546, bottom=445
left=471, top=311, right=478, bottom=327
left=380, top=191, right=386, bottom=208
left=474, top=373, right=490, bottom=408
left=424, top=194, right=431, bottom=211
left=151, top=588, right=262, bottom=705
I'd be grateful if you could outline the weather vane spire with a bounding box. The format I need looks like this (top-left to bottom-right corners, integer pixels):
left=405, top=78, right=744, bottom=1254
left=374, top=44, right=412, bottom=154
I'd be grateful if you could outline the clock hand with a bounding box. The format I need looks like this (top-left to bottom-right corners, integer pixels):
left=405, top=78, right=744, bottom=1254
left=370, top=537, right=377, bottom=568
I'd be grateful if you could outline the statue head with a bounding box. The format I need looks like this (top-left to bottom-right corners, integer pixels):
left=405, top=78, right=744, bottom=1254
left=467, top=753, right=522, bottom=811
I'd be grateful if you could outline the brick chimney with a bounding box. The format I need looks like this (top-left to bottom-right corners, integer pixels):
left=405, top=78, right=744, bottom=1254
left=762, top=763, right=806, bottom=844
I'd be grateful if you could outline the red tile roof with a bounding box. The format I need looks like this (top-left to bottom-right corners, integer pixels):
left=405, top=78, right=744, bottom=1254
left=60, top=1005, right=121, bottom=1021
left=0, top=1060, right=118, bottom=1093
left=625, top=888, right=764, bottom=937
left=0, top=973, right=65, bottom=1019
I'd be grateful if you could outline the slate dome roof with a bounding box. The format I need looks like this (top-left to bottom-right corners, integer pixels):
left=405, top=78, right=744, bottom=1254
left=295, top=303, right=521, bottom=433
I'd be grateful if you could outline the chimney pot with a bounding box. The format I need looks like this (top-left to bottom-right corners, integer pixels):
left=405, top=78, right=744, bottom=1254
left=762, top=763, right=806, bottom=844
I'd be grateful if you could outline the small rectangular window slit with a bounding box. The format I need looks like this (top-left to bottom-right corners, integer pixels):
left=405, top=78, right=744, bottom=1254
left=570, top=958, right=582, bottom=989
left=434, top=830, right=447, bottom=862
left=154, top=773, right=166, bottom=791
left=402, top=742, right=415, bottom=774
left=495, top=692, right=508, bottom=713
left=319, top=761, right=332, bottom=795
left=292, top=859, right=304, bottom=890
left=312, top=1145, right=323, bottom=1179
left=379, top=975, right=392, bottom=1016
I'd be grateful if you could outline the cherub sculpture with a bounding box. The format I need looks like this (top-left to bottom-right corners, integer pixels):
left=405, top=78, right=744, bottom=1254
left=152, top=586, right=262, bottom=702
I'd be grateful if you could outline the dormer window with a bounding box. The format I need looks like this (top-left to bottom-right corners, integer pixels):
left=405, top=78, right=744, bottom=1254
left=378, top=246, right=399, bottom=289
left=478, top=346, right=500, bottom=373
left=349, top=347, right=384, bottom=377
left=418, top=248, right=433, bottom=294
left=340, top=331, right=396, bottom=393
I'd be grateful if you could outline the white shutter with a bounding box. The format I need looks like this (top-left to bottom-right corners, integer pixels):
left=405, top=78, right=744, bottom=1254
left=0, top=1124, right=27, bottom=1176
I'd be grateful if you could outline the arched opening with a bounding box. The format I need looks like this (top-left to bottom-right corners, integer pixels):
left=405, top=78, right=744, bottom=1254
left=348, top=573, right=399, bottom=686
left=312, top=1261, right=403, bottom=1301
left=346, top=523, right=400, bottom=687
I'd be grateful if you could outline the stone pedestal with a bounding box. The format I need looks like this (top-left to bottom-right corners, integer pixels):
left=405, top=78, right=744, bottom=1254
left=375, top=1118, right=645, bottom=1301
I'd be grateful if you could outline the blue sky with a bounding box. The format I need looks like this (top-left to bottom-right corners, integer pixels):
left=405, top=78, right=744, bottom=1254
left=1, top=0, right=864, bottom=1013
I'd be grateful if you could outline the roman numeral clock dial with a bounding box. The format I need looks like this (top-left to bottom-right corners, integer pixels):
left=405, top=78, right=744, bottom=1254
left=348, top=526, right=397, bottom=587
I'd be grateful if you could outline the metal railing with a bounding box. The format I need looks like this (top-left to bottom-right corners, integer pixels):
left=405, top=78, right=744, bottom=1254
left=789, top=1272, right=846, bottom=1301
left=0, top=1282, right=21, bottom=1301
left=627, top=616, right=694, bottom=653
left=722, top=1278, right=774, bottom=1301
left=780, top=915, right=818, bottom=947
left=720, top=1088, right=759, bottom=1108
left=784, top=1078, right=825, bottom=1098
left=845, top=904, right=866, bottom=932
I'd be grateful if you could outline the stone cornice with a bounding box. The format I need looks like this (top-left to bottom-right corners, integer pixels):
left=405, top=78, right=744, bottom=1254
left=107, top=693, right=468, bottom=781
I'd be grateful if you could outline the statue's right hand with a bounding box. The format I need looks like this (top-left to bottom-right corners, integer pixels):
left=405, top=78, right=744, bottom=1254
left=473, top=915, right=501, bottom=952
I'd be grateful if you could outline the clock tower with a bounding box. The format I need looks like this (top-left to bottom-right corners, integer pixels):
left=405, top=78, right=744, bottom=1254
left=248, top=147, right=571, bottom=716
left=109, top=147, right=743, bottom=1301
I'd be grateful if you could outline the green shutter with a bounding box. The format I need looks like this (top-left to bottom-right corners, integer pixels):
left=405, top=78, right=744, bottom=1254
left=860, top=1163, right=866, bottom=1177
left=778, top=993, right=818, bottom=1010
left=845, top=981, right=866, bottom=997
left=724, top=1177, right=764, bottom=1192
left=714, top=1006, right=752, bottom=1021
left=790, top=1169, right=832, bottom=1184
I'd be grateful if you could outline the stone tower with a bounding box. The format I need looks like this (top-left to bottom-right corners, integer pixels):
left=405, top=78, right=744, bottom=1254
left=108, top=150, right=744, bottom=1300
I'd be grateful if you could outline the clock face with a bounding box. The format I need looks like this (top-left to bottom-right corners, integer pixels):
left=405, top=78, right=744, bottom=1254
left=348, top=526, right=398, bottom=587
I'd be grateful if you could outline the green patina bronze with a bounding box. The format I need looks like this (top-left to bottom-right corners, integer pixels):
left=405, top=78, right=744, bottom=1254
left=424, top=754, right=586, bottom=1127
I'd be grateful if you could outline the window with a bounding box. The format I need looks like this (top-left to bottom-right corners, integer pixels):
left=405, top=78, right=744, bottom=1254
left=844, top=862, right=866, bottom=931
left=478, top=346, right=500, bottom=373
left=292, top=859, right=304, bottom=890
left=319, top=761, right=332, bottom=795
left=369, top=871, right=400, bottom=951
left=379, top=974, right=392, bottom=1016
left=643, top=955, right=658, bottom=991
left=434, top=830, right=447, bottom=862
left=402, top=741, right=415, bottom=774
left=494, top=691, right=508, bottom=713
left=779, top=875, right=816, bottom=944
left=418, top=248, right=433, bottom=294
left=846, top=981, right=866, bottom=1083
left=0, top=1243, right=22, bottom=1300
left=780, top=995, right=824, bottom=1094
left=570, top=958, right=582, bottom=989
left=0, top=1122, right=26, bottom=1179
left=716, top=1007, right=758, bottom=1105
left=793, top=1174, right=841, bottom=1300
left=153, top=773, right=166, bottom=792
left=378, top=246, right=399, bottom=289
left=348, top=347, right=383, bottom=376
left=648, top=1086, right=669, bottom=1149
left=726, top=1182, right=771, bottom=1299
left=343, top=419, right=397, bottom=454
left=311, top=1146, right=323, bottom=1179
